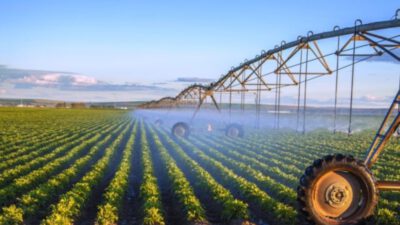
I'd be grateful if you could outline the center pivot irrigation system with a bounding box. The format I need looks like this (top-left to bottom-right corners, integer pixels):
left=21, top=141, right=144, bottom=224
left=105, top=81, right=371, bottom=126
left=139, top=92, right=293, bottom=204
left=140, top=10, right=400, bottom=225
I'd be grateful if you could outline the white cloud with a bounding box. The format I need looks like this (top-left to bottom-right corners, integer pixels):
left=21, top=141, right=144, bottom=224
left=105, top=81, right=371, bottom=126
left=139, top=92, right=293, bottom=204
left=70, top=74, right=99, bottom=85
left=15, top=73, right=100, bottom=87
left=175, top=77, right=214, bottom=83
left=9, top=73, right=175, bottom=93
left=0, top=86, right=177, bottom=102
left=361, top=94, right=385, bottom=101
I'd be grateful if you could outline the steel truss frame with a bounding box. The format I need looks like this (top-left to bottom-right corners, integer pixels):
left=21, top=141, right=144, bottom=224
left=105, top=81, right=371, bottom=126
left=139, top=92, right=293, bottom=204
left=141, top=18, right=400, bottom=118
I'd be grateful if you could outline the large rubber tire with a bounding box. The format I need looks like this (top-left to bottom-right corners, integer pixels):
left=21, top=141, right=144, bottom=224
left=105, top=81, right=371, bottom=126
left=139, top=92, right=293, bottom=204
left=297, top=154, right=378, bottom=225
left=225, top=123, right=244, bottom=138
left=172, top=122, right=190, bottom=138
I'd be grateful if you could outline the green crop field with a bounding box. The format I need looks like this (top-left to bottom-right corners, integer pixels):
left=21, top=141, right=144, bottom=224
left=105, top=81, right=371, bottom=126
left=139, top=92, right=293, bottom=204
left=0, top=108, right=398, bottom=225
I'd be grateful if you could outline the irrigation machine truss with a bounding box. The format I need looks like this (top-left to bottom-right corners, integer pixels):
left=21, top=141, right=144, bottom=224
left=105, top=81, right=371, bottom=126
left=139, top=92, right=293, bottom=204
left=140, top=10, right=400, bottom=225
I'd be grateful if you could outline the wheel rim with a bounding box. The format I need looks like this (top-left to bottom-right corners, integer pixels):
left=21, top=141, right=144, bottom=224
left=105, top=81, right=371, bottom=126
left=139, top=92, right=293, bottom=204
left=174, top=126, right=186, bottom=137
left=312, top=170, right=367, bottom=220
left=228, top=127, right=239, bottom=137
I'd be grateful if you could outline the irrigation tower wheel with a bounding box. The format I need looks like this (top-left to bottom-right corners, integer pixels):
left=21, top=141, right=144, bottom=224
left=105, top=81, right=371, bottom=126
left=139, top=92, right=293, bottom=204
left=155, top=119, right=163, bottom=126
left=172, top=122, right=190, bottom=138
left=225, top=123, right=244, bottom=138
left=297, top=154, right=378, bottom=225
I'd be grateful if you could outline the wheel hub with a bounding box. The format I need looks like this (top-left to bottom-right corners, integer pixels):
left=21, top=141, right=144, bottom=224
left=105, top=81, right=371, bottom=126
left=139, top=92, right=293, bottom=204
left=313, top=171, right=361, bottom=218
left=174, top=126, right=185, bottom=136
left=228, top=128, right=239, bottom=137
left=325, top=183, right=349, bottom=208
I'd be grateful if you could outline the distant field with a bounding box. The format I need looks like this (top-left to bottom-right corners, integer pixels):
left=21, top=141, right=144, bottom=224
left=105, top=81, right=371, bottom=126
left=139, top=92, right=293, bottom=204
left=0, top=108, right=398, bottom=225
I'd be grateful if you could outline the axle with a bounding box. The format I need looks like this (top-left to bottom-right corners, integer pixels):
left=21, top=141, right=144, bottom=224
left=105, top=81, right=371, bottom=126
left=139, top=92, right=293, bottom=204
left=377, top=181, right=400, bottom=191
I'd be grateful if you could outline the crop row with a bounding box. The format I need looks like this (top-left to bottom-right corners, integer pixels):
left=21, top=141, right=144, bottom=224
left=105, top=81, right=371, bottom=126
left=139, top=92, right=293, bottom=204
left=0, top=118, right=99, bottom=156
left=0, top=119, right=113, bottom=173
left=40, top=120, right=133, bottom=224
left=95, top=121, right=138, bottom=225
left=192, top=135, right=297, bottom=206
left=0, top=119, right=126, bottom=195
left=0, top=109, right=125, bottom=153
left=0, top=121, right=131, bottom=224
left=139, top=122, right=165, bottom=225
left=146, top=124, right=207, bottom=224
left=153, top=125, right=251, bottom=222
left=156, top=127, right=297, bottom=225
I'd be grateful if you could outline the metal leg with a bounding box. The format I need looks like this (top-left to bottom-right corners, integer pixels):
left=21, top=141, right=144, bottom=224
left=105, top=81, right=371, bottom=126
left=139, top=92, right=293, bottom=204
left=296, top=49, right=303, bottom=132
left=302, top=46, right=310, bottom=134
left=398, top=76, right=400, bottom=135
left=277, top=69, right=282, bottom=129
left=274, top=66, right=279, bottom=129
left=348, top=32, right=357, bottom=135
left=365, top=90, right=400, bottom=168
left=333, top=35, right=341, bottom=133
left=210, top=94, right=221, bottom=112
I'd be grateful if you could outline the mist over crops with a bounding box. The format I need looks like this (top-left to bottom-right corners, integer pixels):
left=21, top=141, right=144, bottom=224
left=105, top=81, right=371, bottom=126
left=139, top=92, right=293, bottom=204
left=135, top=106, right=386, bottom=134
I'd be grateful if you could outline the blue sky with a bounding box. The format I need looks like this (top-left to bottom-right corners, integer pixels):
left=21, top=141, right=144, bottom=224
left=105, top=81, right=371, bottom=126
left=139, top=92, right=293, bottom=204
left=0, top=1, right=399, bottom=104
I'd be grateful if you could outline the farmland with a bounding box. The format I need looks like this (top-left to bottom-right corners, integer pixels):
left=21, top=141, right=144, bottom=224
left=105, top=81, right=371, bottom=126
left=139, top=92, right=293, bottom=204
left=0, top=108, right=398, bottom=225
